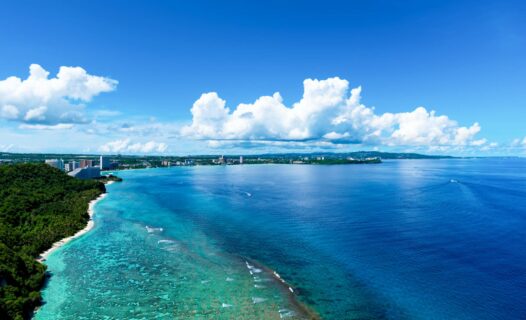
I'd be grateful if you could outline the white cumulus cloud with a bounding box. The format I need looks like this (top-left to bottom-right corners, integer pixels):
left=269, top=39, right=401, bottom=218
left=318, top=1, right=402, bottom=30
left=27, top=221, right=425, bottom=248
left=0, top=64, right=117, bottom=125
left=181, top=77, right=484, bottom=148
left=99, top=138, right=168, bottom=154
left=511, top=137, right=526, bottom=148
left=0, top=105, right=19, bottom=119
left=19, top=123, right=74, bottom=130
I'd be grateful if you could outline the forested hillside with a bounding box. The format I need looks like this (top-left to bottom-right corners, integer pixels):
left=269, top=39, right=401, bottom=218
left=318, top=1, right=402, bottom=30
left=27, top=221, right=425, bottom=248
left=0, top=164, right=105, bottom=319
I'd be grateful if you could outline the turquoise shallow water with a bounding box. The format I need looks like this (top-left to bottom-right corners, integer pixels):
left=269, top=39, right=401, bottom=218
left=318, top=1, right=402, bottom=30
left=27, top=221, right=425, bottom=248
left=36, top=174, right=305, bottom=319
left=36, top=159, right=526, bottom=319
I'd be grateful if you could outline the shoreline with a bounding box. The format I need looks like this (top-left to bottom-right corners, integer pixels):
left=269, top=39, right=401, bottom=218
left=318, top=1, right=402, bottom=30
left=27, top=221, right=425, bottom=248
left=36, top=181, right=114, bottom=263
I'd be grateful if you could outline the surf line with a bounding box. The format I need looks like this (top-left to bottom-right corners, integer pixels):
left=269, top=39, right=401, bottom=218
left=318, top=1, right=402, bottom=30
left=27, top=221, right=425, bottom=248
left=243, top=258, right=321, bottom=320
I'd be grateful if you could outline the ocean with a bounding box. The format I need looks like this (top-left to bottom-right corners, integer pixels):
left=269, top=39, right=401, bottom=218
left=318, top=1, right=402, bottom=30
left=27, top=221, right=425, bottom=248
left=35, top=159, right=526, bottom=319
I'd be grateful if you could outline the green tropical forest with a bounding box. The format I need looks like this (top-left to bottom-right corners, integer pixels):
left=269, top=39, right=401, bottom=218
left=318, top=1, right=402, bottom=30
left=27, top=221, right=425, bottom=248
left=0, top=164, right=105, bottom=319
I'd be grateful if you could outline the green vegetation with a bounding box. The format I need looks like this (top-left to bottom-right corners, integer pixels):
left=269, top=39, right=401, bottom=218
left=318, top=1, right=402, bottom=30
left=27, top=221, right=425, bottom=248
left=97, top=174, right=123, bottom=184
left=300, top=157, right=382, bottom=164
left=0, top=164, right=105, bottom=319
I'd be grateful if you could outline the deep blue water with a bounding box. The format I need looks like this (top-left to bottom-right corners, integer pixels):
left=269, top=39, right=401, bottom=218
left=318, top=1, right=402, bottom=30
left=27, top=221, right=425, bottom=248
left=37, top=159, right=526, bottom=319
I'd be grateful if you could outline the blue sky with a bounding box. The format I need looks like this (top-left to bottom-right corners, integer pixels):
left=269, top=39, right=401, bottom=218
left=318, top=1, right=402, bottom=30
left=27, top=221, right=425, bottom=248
left=0, top=0, right=525, bottom=155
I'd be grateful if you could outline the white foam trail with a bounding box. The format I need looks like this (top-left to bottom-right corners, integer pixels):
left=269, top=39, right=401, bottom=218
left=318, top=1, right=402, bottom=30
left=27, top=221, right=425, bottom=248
left=251, top=297, right=266, bottom=304
left=226, top=277, right=234, bottom=282
left=201, top=280, right=210, bottom=284
left=254, top=284, right=266, bottom=288
left=253, top=276, right=270, bottom=282
left=245, top=192, right=252, bottom=197
left=157, top=239, right=175, bottom=244
left=221, top=303, right=233, bottom=308
left=163, top=245, right=178, bottom=252
left=245, top=261, right=261, bottom=273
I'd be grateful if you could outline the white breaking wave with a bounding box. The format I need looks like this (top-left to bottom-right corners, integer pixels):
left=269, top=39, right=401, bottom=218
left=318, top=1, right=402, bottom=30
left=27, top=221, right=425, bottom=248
left=245, top=261, right=262, bottom=273
left=162, top=245, right=179, bottom=252
left=251, top=297, right=266, bottom=304
left=253, top=276, right=270, bottom=282
left=279, top=308, right=296, bottom=318
left=157, top=239, right=178, bottom=252
left=157, top=239, right=175, bottom=244
left=273, top=271, right=288, bottom=285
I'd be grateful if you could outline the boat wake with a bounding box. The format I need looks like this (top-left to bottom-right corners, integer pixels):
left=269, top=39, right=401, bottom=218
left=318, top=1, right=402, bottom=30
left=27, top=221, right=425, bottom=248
left=145, top=226, right=164, bottom=234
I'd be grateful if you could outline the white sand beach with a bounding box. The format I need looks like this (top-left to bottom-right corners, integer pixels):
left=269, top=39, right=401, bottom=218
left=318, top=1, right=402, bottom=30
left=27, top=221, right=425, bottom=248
left=37, top=182, right=114, bottom=263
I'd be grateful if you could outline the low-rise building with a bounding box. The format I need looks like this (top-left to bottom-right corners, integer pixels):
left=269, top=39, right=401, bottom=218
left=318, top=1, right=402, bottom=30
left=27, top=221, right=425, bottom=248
left=68, top=166, right=101, bottom=179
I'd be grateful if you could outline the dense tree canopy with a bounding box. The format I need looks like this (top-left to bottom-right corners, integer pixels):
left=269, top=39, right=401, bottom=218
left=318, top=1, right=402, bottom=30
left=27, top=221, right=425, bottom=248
left=0, top=164, right=104, bottom=319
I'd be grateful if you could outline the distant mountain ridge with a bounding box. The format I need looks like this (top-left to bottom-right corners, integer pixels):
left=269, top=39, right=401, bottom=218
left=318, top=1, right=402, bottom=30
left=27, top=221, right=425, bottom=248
left=242, top=151, right=454, bottom=159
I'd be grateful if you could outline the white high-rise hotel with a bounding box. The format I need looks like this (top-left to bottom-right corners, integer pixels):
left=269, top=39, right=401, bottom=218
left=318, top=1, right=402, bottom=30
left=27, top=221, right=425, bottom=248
left=44, top=159, right=64, bottom=171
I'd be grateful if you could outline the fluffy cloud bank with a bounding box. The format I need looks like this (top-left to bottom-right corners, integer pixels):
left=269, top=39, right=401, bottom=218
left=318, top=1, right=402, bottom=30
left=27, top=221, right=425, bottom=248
left=182, top=77, right=485, bottom=148
left=99, top=138, right=168, bottom=154
left=0, top=64, right=117, bottom=125
left=511, top=137, right=526, bottom=148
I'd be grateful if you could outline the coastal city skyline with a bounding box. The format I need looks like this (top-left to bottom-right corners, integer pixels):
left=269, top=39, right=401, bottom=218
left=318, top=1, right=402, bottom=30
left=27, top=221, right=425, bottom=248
left=1, top=1, right=525, bottom=156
